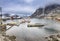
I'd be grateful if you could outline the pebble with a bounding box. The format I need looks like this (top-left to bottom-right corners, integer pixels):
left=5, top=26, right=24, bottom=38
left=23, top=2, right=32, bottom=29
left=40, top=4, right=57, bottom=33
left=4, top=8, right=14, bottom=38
left=45, top=34, right=60, bottom=41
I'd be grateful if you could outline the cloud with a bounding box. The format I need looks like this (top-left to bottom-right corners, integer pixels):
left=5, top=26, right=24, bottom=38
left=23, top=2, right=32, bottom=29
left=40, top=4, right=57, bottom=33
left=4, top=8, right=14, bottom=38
left=1, top=0, right=60, bottom=15
left=31, top=0, right=60, bottom=8
left=3, top=5, right=35, bottom=14
left=24, top=0, right=34, bottom=3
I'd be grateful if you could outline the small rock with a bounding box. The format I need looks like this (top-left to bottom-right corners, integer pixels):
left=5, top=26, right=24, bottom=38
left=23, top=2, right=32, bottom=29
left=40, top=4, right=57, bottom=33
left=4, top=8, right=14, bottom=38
left=57, top=34, right=60, bottom=38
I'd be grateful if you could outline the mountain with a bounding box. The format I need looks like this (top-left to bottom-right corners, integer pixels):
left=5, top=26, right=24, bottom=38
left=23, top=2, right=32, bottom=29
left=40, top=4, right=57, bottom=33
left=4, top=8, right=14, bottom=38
left=31, top=4, right=60, bottom=18
left=45, top=4, right=60, bottom=14
left=31, top=8, right=43, bottom=18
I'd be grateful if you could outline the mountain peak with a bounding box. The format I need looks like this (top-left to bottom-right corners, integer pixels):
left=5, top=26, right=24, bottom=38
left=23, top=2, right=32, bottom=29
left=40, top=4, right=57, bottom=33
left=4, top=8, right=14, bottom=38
left=31, top=4, right=60, bottom=18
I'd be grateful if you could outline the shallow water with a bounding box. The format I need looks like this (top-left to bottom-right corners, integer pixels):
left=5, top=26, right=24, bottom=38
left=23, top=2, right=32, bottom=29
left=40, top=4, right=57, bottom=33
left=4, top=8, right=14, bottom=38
left=5, top=18, right=60, bottom=41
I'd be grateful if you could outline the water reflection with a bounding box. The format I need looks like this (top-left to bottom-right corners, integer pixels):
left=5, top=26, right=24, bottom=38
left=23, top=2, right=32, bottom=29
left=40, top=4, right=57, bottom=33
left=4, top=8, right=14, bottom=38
left=6, top=18, right=60, bottom=41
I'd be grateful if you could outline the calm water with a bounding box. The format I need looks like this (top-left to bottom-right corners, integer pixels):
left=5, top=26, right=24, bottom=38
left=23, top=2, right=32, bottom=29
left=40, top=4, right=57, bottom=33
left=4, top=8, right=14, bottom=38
left=6, top=18, right=60, bottom=41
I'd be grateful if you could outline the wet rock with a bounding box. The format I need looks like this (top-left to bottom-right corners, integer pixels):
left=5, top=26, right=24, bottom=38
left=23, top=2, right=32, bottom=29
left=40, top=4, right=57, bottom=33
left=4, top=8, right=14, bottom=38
left=57, top=34, right=60, bottom=38
left=45, top=34, right=60, bottom=41
left=3, top=38, right=9, bottom=41
left=8, top=36, right=16, bottom=41
left=45, top=37, right=48, bottom=39
left=49, top=35, right=54, bottom=38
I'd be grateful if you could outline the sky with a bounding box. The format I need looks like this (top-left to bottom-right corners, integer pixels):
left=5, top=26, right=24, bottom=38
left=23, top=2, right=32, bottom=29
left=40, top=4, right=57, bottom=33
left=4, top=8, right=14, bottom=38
left=0, top=0, right=60, bottom=16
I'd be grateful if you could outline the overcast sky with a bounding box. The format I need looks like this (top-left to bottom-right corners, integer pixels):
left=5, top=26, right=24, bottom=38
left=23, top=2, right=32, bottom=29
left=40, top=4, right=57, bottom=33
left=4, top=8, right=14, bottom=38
left=0, top=0, right=60, bottom=15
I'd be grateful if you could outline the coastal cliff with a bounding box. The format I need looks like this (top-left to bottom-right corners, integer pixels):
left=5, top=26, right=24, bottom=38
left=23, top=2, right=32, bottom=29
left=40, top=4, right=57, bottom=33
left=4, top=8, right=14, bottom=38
left=31, top=4, right=60, bottom=18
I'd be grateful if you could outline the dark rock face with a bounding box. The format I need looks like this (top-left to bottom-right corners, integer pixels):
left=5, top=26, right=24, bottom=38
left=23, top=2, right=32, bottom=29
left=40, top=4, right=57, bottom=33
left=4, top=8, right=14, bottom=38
left=31, top=8, right=43, bottom=18
left=45, top=4, right=60, bottom=14
left=31, top=4, right=60, bottom=18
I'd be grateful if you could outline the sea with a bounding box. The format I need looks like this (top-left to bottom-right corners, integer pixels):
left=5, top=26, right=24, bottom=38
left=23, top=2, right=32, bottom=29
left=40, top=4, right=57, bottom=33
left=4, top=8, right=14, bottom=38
left=4, top=18, right=60, bottom=41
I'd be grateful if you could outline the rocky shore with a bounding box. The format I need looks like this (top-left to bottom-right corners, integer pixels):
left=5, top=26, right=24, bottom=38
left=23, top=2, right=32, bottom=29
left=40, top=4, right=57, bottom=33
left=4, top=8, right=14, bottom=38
left=0, top=34, right=16, bottom=41
left=45, top=33, right=60, bottom=41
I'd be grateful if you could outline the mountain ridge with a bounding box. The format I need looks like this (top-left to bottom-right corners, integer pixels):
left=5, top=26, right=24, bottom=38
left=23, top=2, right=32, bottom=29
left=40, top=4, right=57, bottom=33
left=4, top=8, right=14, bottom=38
left=31, top=4, right=60, bottom=18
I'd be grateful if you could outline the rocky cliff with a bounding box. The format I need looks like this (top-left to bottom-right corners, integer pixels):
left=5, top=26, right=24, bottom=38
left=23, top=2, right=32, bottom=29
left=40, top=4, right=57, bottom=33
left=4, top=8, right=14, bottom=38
left=31, top=4, right=60, bottom=18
